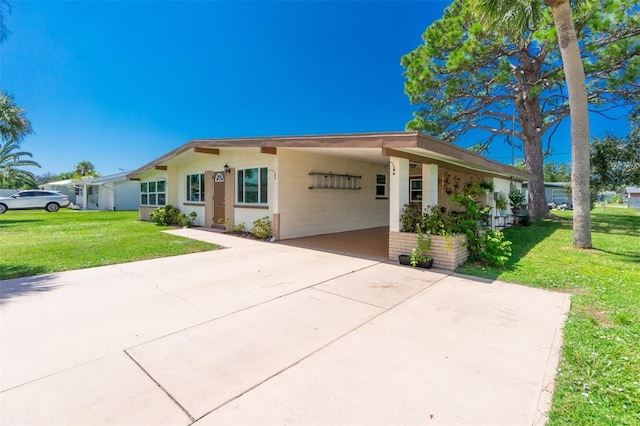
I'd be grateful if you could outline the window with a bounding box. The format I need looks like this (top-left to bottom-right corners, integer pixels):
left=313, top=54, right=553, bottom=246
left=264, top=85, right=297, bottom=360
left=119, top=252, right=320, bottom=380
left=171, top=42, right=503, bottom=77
left=410, top=178, right=422, bottom=202
left=237, top=167, right=268, bottom=204
left=376, top=174, right=387, bottom=198
left=141, top=180, right=166, bottom=206
left=186, top=173, right=205, bottom=203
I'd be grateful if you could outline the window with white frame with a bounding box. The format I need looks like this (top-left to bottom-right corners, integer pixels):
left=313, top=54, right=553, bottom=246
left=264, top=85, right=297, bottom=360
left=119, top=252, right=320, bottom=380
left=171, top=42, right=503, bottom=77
left=410, top=178, right=422, bottom=202
left=237, top=167, right=268, bottom=204
left=376, top=174, right=388, bottom=198
left=186, top=173, right=205, bottom=203
left=140, top=180, right=166, bottom=206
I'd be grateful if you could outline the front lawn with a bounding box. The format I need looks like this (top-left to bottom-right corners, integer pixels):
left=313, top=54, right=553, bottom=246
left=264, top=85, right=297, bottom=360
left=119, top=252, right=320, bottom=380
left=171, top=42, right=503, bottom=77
left=0, top=210, right=219, bottom=281
left=459, top=208, right=640, bottom=425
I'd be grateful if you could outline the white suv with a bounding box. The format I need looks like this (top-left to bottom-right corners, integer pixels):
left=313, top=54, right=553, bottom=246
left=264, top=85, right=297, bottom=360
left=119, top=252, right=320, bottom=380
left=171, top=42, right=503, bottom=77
left=0, top=190, right=71, bottom=214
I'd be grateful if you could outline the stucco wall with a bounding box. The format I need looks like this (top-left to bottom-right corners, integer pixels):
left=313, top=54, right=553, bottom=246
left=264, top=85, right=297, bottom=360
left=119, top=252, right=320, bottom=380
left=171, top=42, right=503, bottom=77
left=113, top=180, right=141, bottom=210
left=277, top=149, right=390, bottom=239
left=136, top=149, right=277, bottom=228
left=138, top=205, right=155, bottom=221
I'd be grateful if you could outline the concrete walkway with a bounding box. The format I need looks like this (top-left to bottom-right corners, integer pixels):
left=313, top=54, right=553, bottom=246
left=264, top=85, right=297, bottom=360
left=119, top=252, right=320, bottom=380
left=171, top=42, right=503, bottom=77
left=0, top=229, right=570, bottom=425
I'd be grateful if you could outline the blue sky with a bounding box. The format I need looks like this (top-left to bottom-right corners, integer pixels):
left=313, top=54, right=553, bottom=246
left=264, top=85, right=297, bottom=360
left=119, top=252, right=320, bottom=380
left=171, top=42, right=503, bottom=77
left=0, top=0, right=625, bottom=176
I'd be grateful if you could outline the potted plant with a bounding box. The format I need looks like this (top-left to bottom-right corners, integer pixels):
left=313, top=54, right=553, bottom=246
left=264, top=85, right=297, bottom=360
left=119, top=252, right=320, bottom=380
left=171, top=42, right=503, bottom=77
left=398, top=227, right=433, bottom=269
left=508, top=188, right=526, bottom=215
left=496, top=192, right=508, bottom=216
left=478, top=180, right=494, bottom=193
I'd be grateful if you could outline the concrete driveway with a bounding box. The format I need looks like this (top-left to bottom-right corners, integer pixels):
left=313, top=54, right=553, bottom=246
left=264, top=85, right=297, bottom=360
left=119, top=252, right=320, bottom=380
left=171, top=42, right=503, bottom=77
left=0, top=229, right=570, bottom=425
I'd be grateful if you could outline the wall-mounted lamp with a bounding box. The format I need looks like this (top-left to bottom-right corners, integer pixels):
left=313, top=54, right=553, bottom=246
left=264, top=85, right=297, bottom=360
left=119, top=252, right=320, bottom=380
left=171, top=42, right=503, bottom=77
left=388, top=161, right=396, bottom=176
left=268, top=169, right=277, bottom=180
left=224, top=164, right=231, bottom=174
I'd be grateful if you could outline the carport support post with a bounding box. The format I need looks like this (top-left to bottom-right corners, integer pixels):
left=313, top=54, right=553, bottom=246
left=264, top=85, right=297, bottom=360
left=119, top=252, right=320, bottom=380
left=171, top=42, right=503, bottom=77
left=389, top=157, right=409, bottom=232
left=81, top=183, right=88, bottom=210
left=422, top=164, right=438, bottom=207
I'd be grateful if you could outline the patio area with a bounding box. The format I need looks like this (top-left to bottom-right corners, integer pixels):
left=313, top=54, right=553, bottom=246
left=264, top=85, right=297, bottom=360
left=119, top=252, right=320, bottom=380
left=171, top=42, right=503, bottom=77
left=279, top=226, right=389, bottom=261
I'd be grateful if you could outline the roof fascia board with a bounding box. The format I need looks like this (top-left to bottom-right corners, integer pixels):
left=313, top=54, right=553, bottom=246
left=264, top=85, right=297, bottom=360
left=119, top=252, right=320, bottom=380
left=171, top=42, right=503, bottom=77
left=384, top=146, right=534, bottom=181
left=128, top=132, right=420, bottom=178
left=415, top=133, right=536, bottom=181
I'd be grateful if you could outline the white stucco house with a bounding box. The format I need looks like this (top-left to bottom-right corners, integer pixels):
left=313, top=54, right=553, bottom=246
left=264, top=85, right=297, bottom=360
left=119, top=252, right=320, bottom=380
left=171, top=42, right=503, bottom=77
left=41, top=172, right=140, bottom=211
left=127, top=132, right=534, bottom=266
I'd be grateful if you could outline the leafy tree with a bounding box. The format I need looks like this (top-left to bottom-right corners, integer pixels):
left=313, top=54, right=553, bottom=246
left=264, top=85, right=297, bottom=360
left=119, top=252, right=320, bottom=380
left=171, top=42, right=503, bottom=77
left=73, top=160, right=100, bottom=179
left=402, top=0, right=639, bottom=247
left=591, top=133, right=640, bottom=193
left=544, top=161, right=571, bottom=182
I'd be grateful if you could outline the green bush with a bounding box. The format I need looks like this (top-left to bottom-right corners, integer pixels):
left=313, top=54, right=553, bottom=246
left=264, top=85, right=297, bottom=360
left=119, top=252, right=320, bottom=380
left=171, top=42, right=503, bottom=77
left=150, top=205, right=197, bottom=227
left=399, top=196, right=512, bottom=267
left=150, top=205, right=182, bottom=226
left=251, top=216, right=273, bottom=239
left=180, top=211, right=198, bottom=228
left=421, top=204, right=460, bottom=236
left=476, top=230, right=512, bottom=266
left=400, top=203, right=422, bottom=232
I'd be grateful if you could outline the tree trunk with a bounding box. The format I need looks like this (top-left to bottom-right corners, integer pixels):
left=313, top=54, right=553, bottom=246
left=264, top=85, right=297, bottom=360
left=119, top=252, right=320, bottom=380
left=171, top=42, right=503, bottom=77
left=515, top=60, right=549, bottom=220
left=514, top=47, right=549, bottom=222
left=523, top=134, right=547, bottom=221
left=547, top=0, right=592, bottom=248
left=519, top=99, right=547, bottom=221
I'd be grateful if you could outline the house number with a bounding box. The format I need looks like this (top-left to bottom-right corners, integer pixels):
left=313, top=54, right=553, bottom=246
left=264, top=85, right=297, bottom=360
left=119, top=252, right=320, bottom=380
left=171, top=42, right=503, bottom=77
left=215, top=173, right=225, bottom=182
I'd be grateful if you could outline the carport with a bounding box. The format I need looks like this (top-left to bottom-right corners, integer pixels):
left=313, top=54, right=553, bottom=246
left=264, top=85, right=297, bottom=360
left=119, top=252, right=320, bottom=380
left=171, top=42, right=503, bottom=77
left=280, top=226, right=389, bottom=261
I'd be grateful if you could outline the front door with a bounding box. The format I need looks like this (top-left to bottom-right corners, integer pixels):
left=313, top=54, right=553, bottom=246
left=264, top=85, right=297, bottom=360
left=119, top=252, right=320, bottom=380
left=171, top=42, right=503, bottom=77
left=213, top=171, right=226, bottom=225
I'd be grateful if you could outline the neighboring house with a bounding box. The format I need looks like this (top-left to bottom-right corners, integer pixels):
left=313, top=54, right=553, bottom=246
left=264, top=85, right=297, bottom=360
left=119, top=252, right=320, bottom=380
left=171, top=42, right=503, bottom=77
left=625, top=186, right=640, bottom=209
left=37, top=179, right=75, bottom=201
left=40, top=172, right=140, bottom=210
left=128, top=131, right=534, bottom=260
left=523, top=181, right=572, bottom=205
left=625, top=186, right=640, bottom=198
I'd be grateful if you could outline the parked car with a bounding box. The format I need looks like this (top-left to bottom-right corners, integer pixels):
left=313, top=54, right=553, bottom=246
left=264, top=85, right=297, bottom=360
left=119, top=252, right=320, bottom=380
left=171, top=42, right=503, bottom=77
left=0, top=190, right=71, bottom=213
left=557, top=201, right=573, bottom=210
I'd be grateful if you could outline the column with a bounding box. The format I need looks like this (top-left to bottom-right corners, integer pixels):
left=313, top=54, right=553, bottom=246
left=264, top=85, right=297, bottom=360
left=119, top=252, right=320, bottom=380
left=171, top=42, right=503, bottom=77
left=389, top=156, right=409, bottom=232
left=421, top=163, right=438, bottom=208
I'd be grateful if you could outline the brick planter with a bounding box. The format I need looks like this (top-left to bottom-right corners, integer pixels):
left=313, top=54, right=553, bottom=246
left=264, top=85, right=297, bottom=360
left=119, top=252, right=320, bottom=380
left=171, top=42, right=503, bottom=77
left=389, top=231, right=468, bottom=271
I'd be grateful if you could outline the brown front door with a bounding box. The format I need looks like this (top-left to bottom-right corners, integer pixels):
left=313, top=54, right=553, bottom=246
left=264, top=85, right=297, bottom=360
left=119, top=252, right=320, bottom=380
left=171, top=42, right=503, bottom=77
left=213, top=171, right=226, bottom=225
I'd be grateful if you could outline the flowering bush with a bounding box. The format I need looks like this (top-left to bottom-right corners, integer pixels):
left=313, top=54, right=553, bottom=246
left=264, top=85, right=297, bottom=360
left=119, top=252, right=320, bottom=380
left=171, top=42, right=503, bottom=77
left=150, top=205, right=197, bottom=227
left=251, top=216, right=273, bottom=239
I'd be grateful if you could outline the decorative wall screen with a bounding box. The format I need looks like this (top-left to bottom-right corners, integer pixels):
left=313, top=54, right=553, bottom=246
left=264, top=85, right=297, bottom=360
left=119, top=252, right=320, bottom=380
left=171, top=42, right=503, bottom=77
left=308, top=172, right=362, bottom=190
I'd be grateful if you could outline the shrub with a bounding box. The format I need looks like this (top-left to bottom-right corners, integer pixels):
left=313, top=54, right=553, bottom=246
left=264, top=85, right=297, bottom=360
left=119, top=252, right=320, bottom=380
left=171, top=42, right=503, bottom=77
left=180, top=212, right=198, bottom=228
left=400, top=203, right=422, bottom=232
left=475, top=230, right=512, bottom=266
left=421, top=204, right=460, bottom=236
left=150, top=205, right=182, bottom=226
left=410, top=227, right=433, bottom=266
left=400, top=195, right=512, bottom=267
left=251, top=216, right=273, bottom=239
left=150, top=205, right=197, bottom=227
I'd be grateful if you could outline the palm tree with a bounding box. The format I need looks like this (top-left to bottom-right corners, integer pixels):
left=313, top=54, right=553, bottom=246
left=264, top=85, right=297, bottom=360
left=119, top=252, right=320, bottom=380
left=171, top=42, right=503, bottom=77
left=0, top=140, right=40, bottom=189
left=1, top=89, right=38, bottom=189
left=73, top=160, right=100, bottom=178
left=1, top=89, right=32, bottom=143
left=470, top=0, right=592, bottom=248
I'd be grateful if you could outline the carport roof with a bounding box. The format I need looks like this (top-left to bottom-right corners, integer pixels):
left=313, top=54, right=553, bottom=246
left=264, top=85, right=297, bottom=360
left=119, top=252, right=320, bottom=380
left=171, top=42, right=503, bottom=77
left=127, top=131, right=535, bottom=181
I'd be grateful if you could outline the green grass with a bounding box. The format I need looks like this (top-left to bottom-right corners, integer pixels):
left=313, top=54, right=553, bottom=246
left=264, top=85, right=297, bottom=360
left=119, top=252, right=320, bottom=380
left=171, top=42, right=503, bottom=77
left=458, top=208, right=640, bottom=425
left=0, top=209, right=219, bottom=280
